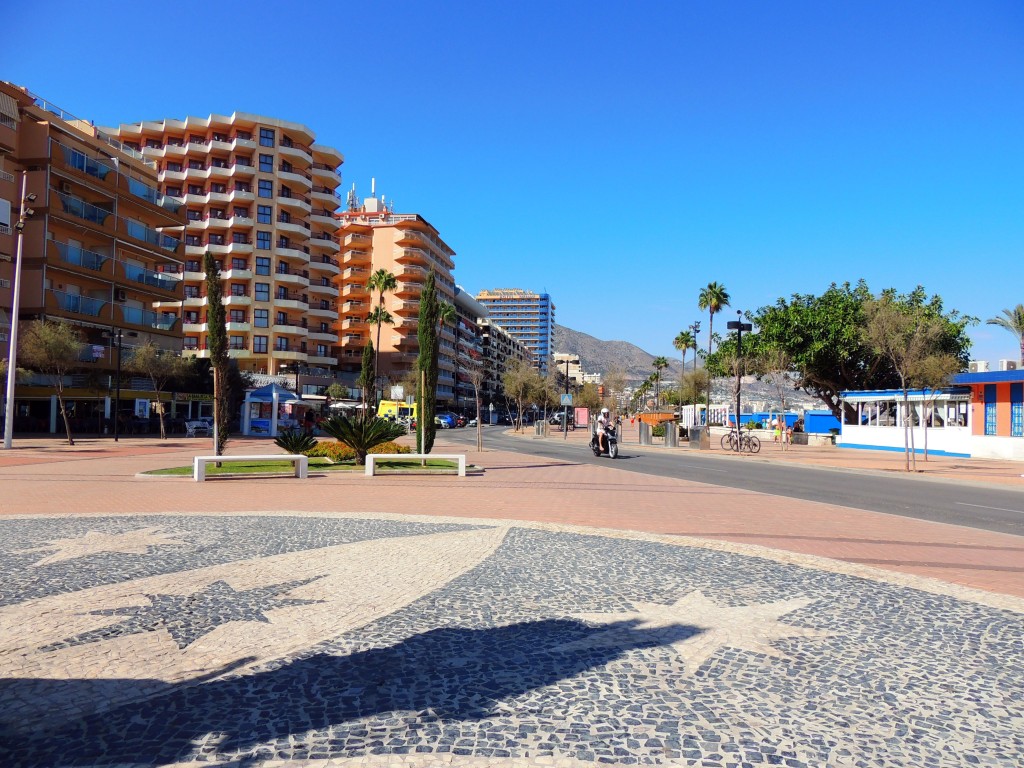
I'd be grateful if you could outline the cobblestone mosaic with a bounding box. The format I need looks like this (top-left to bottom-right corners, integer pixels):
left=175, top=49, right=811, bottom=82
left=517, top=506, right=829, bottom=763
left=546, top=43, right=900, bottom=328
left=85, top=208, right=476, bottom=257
left=1, top=513, right=1021, bottom=767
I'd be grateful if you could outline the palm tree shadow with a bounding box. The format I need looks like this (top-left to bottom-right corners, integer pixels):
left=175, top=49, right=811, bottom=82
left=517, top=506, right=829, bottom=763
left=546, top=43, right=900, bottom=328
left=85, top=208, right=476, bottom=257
left=11, top=618, right=701, bottom=766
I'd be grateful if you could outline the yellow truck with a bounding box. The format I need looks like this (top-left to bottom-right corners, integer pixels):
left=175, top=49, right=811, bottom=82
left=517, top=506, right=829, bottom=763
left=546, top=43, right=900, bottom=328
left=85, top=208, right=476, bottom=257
left=376, top=399, right=417, bottom=421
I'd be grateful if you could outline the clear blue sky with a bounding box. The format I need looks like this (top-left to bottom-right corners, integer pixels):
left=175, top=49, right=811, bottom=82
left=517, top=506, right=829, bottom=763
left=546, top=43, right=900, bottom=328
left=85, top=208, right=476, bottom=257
left=6, top=1, right=1023, bottom=367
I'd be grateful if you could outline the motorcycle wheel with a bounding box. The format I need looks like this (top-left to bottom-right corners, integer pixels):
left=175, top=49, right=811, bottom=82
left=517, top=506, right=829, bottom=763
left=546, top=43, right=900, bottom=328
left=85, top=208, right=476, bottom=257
left=609, top=443, right=619, bottom=459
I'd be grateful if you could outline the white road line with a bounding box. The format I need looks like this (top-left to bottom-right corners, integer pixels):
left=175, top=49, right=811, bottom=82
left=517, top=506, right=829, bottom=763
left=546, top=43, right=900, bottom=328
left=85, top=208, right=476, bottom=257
left=677, top=463, right=728, bottom=473
left=956, top=502, right=1024, bottom=515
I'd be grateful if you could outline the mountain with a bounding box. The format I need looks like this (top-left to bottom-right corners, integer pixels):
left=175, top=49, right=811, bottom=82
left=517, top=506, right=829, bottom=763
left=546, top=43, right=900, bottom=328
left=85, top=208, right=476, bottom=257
left=553, top=325, right=684, bottom=383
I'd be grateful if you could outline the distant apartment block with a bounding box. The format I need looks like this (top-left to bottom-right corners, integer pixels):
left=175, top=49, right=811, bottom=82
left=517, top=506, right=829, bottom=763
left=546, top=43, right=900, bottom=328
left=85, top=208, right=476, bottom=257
left=337, top=193, right=457, bottom=405
left=475, top=288, right=555, bottom=375
left=0, top=82, right=186, bottom=366
left=109, top=112, right=344, bottom=376
left=479, top=317, right=533, bottom=409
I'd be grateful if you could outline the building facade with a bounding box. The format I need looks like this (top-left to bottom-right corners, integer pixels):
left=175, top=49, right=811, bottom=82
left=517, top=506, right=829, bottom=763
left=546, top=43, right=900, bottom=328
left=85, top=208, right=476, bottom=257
left=475, top=288, right=555, bottom=375
left=453, top=286, right=487, bottom=411
left=479, top=317, right=532, bottom=415
left=1, top=83, right=187, bottom=431
left=109, top=112, right=344, bottom=381
left=336, top=194, right=457, bottom=405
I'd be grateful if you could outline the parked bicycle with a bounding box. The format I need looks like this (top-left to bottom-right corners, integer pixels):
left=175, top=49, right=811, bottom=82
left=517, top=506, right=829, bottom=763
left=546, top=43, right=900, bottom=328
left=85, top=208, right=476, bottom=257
left=720, top=430, right=761, bottom=453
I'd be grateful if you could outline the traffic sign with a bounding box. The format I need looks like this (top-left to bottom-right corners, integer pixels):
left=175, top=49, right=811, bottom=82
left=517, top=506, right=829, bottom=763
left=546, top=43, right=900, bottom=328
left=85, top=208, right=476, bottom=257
left=560, top=394, right=573, bottom=406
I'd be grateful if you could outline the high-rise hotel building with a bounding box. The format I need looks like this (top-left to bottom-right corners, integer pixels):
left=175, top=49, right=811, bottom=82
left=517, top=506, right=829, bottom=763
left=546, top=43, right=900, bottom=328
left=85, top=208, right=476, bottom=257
left=1, top=82, right=185, bottom=366
left=475, top=288, right=555, bottom=375
left=336, top=193, right=457, bottom=404
left=109, top=114, right=344, bottom=375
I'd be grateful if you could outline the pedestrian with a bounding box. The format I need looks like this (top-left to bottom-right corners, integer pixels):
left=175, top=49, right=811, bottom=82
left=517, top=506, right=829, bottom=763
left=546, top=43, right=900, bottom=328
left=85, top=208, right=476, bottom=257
left=772, top=418, right=781, bottom=444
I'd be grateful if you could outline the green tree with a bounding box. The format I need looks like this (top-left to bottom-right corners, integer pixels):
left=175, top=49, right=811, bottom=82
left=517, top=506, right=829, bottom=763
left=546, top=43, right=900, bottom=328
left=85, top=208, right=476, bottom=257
left=18, top=320, right=83, bottom=445
left=325, top=382, right=347, bottom=406
left=416, top=271, right=440, bottom=453
left=651, top=356, right=669, bottom=408
left=602, top=366, right=627, bottom=411
left=204, top=251, right=229, bottom=455
left=367, top=270, right=398, bottom=394
left=124, top=342, right=193, bottom=439
left=986, top=305, right=1024, bottom=364
left=706, top=281, right=975, bottom=421
left=698, top=282, right=730, bottom=415
left=502, top=359, right=535, bottom=432
left=578, top=381, right=601, bottom=411
left=357, top=340, right=375, bottom=422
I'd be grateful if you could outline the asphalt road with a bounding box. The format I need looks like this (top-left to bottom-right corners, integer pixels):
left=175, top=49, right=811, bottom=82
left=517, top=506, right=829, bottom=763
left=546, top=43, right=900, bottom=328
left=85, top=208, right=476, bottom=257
left=442, top=427, right=1024, bottom=537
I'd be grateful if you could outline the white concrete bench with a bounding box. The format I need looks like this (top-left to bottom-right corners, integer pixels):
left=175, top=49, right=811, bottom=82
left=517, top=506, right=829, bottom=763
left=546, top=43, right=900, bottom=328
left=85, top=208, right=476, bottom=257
left=193, top=454, right=308, bottom=482
left=185, top=420, right=210, bottom=437
left=364, top=453, right=466, bottom=477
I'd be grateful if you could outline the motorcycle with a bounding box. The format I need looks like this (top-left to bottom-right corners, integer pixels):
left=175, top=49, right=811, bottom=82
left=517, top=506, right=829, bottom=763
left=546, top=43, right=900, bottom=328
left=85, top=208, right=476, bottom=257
left=589, top=424, right=619, bottom=459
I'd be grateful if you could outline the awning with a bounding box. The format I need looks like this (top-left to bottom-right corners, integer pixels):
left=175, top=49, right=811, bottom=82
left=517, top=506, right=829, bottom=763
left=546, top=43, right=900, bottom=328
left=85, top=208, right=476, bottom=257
left=0, top=92, right=20, bottom=125
left=842, top=388, right=971, bottom=404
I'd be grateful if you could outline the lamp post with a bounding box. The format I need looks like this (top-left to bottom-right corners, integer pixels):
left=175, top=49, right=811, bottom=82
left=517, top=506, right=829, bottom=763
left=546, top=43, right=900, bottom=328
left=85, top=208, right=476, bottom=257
left=563, top=357, right=570, bottom=440
left=3, top=172, right=37, bottom=450
left=690, top=320, right=701, bottom=427
left=104, top=328, right=137, bottom=442
left=726, top=311, right=752, bottom=451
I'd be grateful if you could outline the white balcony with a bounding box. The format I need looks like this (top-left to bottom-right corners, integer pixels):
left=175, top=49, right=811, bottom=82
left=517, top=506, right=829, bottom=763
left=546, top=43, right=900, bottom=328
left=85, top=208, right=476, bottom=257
left=273, top=324, right=309, bottom=336
left=307, top=283, right=337, bottom=296
left=183, top=322, right=206, bottom=333
left=184, top=269, right=205, bottom=281
left=227, top=349, right=253, bottom=359
left=276, top=220, right=311, bottom=238
left=275, top=246, right=310, bottom=262
left=182, top=296, right=208, bottom=307
left=221, top=268, right=253, bottom=281
left=306, top=355, right=337, bottom=366
left=276, top=298, right=307, bottom=311
left=309, top=259, right=340, bottom=276
left=223, top=295, right=252, bottom=306
left=308, top=331, right=338, bottom=343
left=273, top=349, right=308, bottom=362
left=308, top=237, right=339, bottom=253
left=225, top=322, right=252, bottom=332
left=278, top=144, right=313, bottom=163
left=308, top=305, right=338, bottom=318
left=278, top=169, right=312, bottom=188
left=274, top=272, right=310, bottom=287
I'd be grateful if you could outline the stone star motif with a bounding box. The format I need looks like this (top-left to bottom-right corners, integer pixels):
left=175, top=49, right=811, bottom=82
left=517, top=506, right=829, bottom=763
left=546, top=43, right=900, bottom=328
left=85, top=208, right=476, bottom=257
left=43, top=577, right=324, bottom=651
left=558, top=590, right=832, bottom=676
left=17, top=527, right=188, bottom=567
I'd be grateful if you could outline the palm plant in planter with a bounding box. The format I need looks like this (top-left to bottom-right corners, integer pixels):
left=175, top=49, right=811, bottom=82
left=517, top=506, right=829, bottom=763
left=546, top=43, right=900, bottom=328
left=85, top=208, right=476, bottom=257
left=274, top=429, right=318, bottom=455
left=320, top=415, right=407, bottom=465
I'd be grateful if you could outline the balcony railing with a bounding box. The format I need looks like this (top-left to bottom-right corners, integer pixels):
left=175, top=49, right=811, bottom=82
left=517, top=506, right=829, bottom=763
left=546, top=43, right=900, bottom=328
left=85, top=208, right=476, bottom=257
left=59, top=144, right=114, bottom=180
left=123, top=263, right=179, bottom=292
left=123, top=219, right=181, bottom=252
left=55, top=241, right=108, bottom=271
left=57, top=192, right=113, bottom=225
left=51, top=289, right=106, bottom=317
left=120, top=305, right=178, bottom=331
left=311, top=186, right=341, bottom=199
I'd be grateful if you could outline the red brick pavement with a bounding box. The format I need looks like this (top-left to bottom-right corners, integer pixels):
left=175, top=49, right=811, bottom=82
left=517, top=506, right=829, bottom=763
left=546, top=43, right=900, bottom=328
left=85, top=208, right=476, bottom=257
left=0, top=432, right=1021, bottom=598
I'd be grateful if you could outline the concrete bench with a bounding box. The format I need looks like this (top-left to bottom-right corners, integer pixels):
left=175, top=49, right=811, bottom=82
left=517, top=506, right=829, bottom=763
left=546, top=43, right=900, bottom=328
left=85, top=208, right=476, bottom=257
left=193, top=454, right=308, bottom=482
left=364, top=453, right=466, bottom=477
left=185, top=421, right=210, bottom=437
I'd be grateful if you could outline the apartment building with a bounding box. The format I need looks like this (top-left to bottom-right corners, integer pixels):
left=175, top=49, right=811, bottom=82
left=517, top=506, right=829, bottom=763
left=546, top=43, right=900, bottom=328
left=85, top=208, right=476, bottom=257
left=475, top=288, right=555, bottom=375
left=109, top=113, right=344, bottom=379
left=336, top=193, right=457, bottom=405
left=479, top=317, right=533, bottom=411
left=453, top=286, right=487, bottom=411
left=0, top=83, right=185, bottom=368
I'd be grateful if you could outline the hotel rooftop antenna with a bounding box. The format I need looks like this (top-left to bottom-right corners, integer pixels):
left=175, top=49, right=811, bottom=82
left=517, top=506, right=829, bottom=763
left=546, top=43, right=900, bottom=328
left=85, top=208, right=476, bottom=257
left=346, top=182, right=358, bottom=212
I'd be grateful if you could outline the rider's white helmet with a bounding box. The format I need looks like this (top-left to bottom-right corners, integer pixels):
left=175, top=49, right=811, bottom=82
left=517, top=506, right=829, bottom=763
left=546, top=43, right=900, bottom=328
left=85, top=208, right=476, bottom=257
left=601, top=408, right=610, bottom=415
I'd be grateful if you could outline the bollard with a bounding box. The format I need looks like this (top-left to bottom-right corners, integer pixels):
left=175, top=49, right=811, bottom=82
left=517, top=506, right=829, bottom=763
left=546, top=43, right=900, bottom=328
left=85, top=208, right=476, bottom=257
left=639, top=420, right=652, bottom=445
left=664, top=421, right=678, bottom=447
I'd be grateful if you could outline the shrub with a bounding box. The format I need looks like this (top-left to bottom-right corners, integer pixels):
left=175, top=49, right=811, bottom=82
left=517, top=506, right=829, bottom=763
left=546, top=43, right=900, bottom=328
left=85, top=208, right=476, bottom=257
left=274, top=429, right=318, bottom=455
left=652, top=424, right=666, bottom=437
left=320, top=415, right=409, bottom=465
left=304, top=439, right=412, bottom=463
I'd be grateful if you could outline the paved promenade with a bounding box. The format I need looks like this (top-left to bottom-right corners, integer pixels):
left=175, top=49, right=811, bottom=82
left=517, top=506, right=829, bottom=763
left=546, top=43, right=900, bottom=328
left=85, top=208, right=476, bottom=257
left=0, top=432, right=1022, bottom=766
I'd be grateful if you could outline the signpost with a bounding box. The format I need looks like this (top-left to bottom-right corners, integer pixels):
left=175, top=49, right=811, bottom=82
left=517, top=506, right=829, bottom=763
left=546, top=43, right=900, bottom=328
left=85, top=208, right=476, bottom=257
left=560, top=393, right=573, bottom=440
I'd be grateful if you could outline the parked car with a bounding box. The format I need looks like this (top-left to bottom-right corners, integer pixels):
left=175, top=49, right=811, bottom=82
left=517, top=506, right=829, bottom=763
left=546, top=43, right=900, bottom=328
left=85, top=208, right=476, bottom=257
left=436, top=413, right=458, bottom=429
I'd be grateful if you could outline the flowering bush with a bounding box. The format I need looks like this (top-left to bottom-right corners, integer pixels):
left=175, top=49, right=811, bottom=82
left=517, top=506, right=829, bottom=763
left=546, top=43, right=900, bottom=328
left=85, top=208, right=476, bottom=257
left=304, top=440, right=412, bottom=463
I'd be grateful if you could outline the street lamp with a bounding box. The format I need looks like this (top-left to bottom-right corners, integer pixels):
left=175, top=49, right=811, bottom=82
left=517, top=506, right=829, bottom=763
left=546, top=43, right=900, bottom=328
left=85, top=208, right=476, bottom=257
left=103, top=328, right=137, bottom=442
left=3, top=172, right=37, bottom=450
left=689, top=320, right=701, bottom=426
left=726, top=310, right=752, bottom=451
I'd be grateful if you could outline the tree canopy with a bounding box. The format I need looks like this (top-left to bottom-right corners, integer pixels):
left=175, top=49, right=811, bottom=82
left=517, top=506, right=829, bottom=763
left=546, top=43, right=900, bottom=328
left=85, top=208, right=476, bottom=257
left=705, top=281, right=975, bottom=419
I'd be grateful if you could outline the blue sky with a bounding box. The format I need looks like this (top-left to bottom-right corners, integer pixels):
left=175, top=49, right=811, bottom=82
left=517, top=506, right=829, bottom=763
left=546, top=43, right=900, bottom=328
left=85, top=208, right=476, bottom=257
left=6, top=1, right=1023, bottom=367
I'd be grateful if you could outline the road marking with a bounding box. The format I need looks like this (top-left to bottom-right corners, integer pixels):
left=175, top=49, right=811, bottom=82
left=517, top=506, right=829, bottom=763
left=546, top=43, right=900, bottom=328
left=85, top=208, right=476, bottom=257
left=956, top=502, right=1024, bottom=515
left=677, top=463, right=728, bottom=473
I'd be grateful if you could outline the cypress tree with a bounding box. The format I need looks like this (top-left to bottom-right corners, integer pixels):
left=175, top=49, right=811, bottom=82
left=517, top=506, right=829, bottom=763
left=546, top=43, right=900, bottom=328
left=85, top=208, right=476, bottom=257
left=203, top=251, right=229, bottom=454
left=416, top=270, right=440, bottom=453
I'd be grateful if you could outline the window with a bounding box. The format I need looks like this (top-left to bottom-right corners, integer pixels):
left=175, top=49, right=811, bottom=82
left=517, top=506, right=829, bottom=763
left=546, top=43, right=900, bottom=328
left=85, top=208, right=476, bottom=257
left=235, top=130, right=252, bottom=141
left=236, top=155, right=252, bottom=167
left=257, top=205, right=272, bottom=223
left=275, top=286, right=287, bottom=300
left=186, top=209, right=201, bottom=221
left=258, top=180, right=273, bottom=198
left=276, top=311, right=288, bottom=325
left=165, top=186, right=182, bottom=197
left=189, top=134, right=205, bottom=144
left=233, top=206, right=249, bottom=218
left=183, top=338, right=199, bottom=350
left=184, top=286, right=200, bottom=298
left=255, top=283, right=270, bottom=302
left=280, top=160, right=292, bottom=173
left=210, top=183, right=226, bottom=194
left=255, top=257, right=271, bottom=275
left=275, top=338, right=290, bottom=352
left=189, top=159, right=205, bottom=170
left=229, top=309, right=246, bottom=323
left=256, top=231, right=271, bottom=250
left=229, top=284, right=246, bottom=297
left=279, top=210, right=291, bottom=223
left=188, top=184, right=204, bottom=195
left=253, top=335, right=268, bottom=353
left=985, top=385, right=998, bottom=436
left=254, top=309, right=269, bottom=328
left=259, top=154, right=274, bottom=173
left=235, top=182, right=252, bottom=192
left=184, top=311, right=199, bottom=324
left=320, top=277, right=330, bottom=286
left=317, top=344, right=328, bottom=357
left=231, top=232, right=249, bottom=244
left=185, top=235, right=201, bottom=246
left=229, top=336, right=245, bottom=350
left=146, top=139, right=161, bottom=149
left=211, top=158, right=229, bottom=168
left=209, top=208, right=226, bottom=219
left=213, top=132, right=228, bottom=142
left=185, top=260, right=201, bottom=272
left=259, top=128, right=275, bottom=147
left=1012, top=384, right=1023, bottom=438
left=208, top=234, right=224, bottom=245
left=319, top=300, right=330, bottom=310
left=230, top=257, right=247, bottom=270
left=279, top=185, right=292, bottom=199
left=278, top=236, right=290, bottom=248
left=166, top=162, right=183, bottom=172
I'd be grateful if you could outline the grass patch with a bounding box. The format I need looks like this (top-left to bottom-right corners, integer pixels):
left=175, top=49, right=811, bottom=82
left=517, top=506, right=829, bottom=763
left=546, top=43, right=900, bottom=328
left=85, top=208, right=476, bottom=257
left=143, top=457, right=462, bottom=476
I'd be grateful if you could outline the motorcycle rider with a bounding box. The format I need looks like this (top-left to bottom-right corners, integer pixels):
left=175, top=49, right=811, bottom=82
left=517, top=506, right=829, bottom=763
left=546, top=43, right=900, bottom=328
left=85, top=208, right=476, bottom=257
left=596, top=407, right=611, bottom=453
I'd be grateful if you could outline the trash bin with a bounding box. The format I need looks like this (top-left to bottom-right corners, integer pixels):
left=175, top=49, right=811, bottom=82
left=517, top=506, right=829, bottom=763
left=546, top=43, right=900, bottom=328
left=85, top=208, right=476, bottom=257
left=664, top=421, right=678, bottom=447
left=639, top=420, right=652, bottom=445
left=689, top=426, right=710, bottom=449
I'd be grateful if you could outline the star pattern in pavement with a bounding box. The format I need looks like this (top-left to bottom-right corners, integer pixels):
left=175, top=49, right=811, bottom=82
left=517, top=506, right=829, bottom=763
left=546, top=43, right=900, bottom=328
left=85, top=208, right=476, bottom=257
left=44, top=577, right=325, bottom=651
left=558, top=589, right=832, bottom=676
left=16, top=527, right=188, bottom=567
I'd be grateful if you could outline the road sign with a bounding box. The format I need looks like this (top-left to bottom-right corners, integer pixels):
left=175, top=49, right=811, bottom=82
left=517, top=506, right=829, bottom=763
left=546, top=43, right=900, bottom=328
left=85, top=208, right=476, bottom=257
left=560, top=394, right=573, bottom=406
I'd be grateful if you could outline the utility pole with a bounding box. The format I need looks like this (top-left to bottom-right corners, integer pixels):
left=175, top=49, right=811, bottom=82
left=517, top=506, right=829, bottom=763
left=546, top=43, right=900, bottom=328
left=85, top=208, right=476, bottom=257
left=726, top=311, right=752, bottom=451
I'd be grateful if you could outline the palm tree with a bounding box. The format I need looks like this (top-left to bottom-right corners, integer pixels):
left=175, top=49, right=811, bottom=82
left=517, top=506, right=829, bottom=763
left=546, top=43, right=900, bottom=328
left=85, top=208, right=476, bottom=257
left=652, top=356, right=669, bottom=408
left=673, top=330, right=696, bottom=367
left=365, top=306, right=393, bottom=406
left=987, top=305, right=1024, bottom=364
left=367, top=268, right=398, bottom=403
left=698, top=282, right=730, bottom=420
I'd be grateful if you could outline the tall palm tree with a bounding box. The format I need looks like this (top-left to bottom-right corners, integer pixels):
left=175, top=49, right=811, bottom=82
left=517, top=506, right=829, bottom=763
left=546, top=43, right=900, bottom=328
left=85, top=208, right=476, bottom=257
left=367, top=269, right=398, bottom=403
left=987, top=305, right=1024, bottom=364
left=365, top=305, right=393, bottom=407
left=697, top=282, right=730, bottom=420
left=652, top=356, right=669, bottom=408
left=673, top=330, right=696, bottom=367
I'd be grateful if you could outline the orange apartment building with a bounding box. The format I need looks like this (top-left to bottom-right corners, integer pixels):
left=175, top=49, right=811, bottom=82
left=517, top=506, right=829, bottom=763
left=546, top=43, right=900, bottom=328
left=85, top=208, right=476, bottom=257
left=336, top=193, right=458, bottom=405
left=109, top=113, right=344, bottom=382
left=1, top=83, right=186, bottom=431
